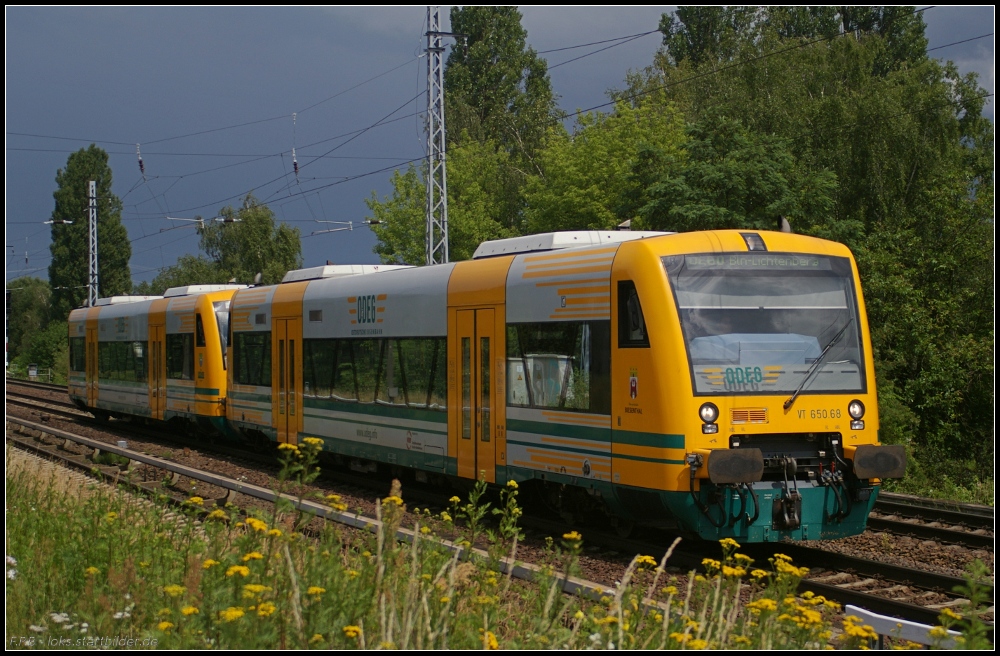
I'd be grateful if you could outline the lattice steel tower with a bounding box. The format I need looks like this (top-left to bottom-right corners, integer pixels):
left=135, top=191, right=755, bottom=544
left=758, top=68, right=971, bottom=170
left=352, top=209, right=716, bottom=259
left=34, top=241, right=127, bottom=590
left=88, top=180, right=98, bottom=307
left=425, top=7, right=449, bottom=265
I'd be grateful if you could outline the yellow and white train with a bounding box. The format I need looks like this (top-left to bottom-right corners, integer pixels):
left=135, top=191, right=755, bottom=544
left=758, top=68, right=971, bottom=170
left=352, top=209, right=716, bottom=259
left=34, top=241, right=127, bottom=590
left=69, top=230, right=905, bottom=541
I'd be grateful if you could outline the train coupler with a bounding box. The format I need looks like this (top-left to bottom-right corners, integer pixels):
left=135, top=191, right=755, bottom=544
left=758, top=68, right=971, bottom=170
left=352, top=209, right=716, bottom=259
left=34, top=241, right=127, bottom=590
left=773, top=456, right=802, bottom=529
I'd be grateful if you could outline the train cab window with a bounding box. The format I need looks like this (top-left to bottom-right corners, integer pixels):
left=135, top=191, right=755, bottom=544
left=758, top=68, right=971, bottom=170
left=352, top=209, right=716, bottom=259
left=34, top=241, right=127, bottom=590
left=618, top=281, right=650, bottom=348
left=166, top=333, right=195, bottom=380
left=196, top=314, right=206, bottom=348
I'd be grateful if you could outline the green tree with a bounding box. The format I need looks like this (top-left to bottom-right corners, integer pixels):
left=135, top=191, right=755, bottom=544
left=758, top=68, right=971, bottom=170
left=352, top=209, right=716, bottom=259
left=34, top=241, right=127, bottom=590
left=197, top=193, right=302, bottom=285
left=12, top=320, right=68, bottom=382
left=6, top=277, right=52, bottom=363
left=47, top=145, right=131, bottom=320
left=368, top=137, right=517, bottom=265
left=133, top=255, right=222, bottom=296
left=524, top=97, right=687, bottom=233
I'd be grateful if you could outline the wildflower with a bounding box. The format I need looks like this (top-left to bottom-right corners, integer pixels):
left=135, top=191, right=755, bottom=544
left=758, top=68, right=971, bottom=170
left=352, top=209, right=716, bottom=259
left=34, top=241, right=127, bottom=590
left=440, top=512, right=452, bottom=522
left=139, top=561, right=150, bottom=568
left=440, top=596, right=450, bottom=604
left=750, top=569, right=769, bottom=579
left=243, top=584, right=271, bottom=597
left=29, top=625, right=46, bottom=634
left=689, top=639, right=708, bottom=650
left=927, top=626, right=950, bottom=640
left=202, top=559, right=220, bottom=570
left=310, top=634, right=324, bottom=644
left=563, top=530, right=582, bottom=541
left=162, top=584, right=187, bottom=597
left=574, top=610, right=585, bottom=621
left=278, top=443, right=298, bottom=451
left=257, top=602, right=276, bottom=617
left=5, top=556, right=16, bottom=566
left=733, top=636, right=751, bottom=645
left=747, top=598, right=778, bottom=613
left=653, top=613, right=663, bottom=623
left=206, top=509, right=228, bottom=520
left=485, top=631, right=499, bottom=650
left=219, top=607, right=245, bottom=622
left=50, top=613, right=71, bottom=624
left=382, top=495, right=403, bottom=506
left=636, top=555, right=658, bottom=568
left=104, top=512, right=117, bottom=522
left=506, top=480, right=518, bottom=489
left=157, top=621, right=174, bottom=632
left=181, top=606, right=199, bottom=616
left=326, top=494, right=342, bottom=502
left=721, top=565, right=746, bottom=578
left=307, top=586, right=326, bottom=596
left=420, top=526, right=431, bottom=534
left=242, top=552, right=264, bottom=562
left=226, top=565, right=250, bottom=578
left=113, top=611, right=131, bottom=620
left=734, top=553, right=753, bottom=564
left=449, top=496, right=461, bottom=504
left=940, top=608, right=963, bottom=621
left=186, top=496, right=204, bottom=506
left=84, top=566, right=99, bottom=576
left=702, top=558, right=721, bottom=571
left=7, top=570, right=16, bottom=580
left=773, top=553, right=793, bottom=562
left=302, top=437, right=323, bottom=447
left=346, top=570, right=360, bottom=579
left=475, top=595, right=494, bottom=605
left=719, top=537, right=740, bottom=550
left=361, top=551, right=372, bottom=558
left=157, top=608, right=173, bottom=617
left=267, top=529, right=282, bottom=538
left=670, top=632, right=690, bottom=644
left=662, top=585, right=678, bottom=596
left=343, top=625, right=362, bottom=639
left=245, top=518, right=268, bottom=532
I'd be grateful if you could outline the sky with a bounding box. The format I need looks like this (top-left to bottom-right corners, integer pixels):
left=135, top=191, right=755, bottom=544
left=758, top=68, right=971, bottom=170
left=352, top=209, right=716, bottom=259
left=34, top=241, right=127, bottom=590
left=5, top=6, right=995, bottom=289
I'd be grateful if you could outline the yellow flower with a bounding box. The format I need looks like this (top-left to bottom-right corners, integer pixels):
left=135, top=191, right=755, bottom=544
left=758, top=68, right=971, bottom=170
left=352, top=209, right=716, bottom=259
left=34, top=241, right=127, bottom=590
left=104, top=512, right=117, bottom=522
left=257, top=602, right=276, bottom=617
left=440, top=596, right=450, bottom=604
left=186, top=496, right=204, bottom=506
left=719, top=537, right=741, bottom=550
left=420, top=526, right=431, bottom=534
left=157, top=621, right=174, bottom=632
left=157, top=608, right=173, bottom=617
left=307, top=586, right=326, bottom=596
left=206, top=509, right=227, bottom=520
left=84, top=566, right=99, bottom=576
left=750, top=569, right=769, bottom=579
left=734, top=553, right=753, bottom=564
left=382, top=495, right=403, bottom=506
left=636, top=555, right=658, bottom=568
left=721, top=565, right=746, bottom=578
left=267, top=529, right=282, bottom=537
left=506, top=480, right=518, bottom=489
left=562, top=531, right=582, bottom=541
left=302, top=437, right=323, bottom=446
left=773, top=553, right=792, bottom=562
left=245, top=518, right=268, bottom=532
left=202, top=559, right=220, bottom=569
left=242, top=552, right=264, bottom=562
left=747, top=598, right=778, bottom=613
left=485, top=631, right=499, bottom=650
left=162, top=584, right=187, bottom=597
left=343, top=625, right=362, bottom=639
left=326, top=494, right=341, bottom=502
left=574, top=610, right=585, bottom=620
left=689, top=639, right=708, bottom=650
left=927, top=626, right=950, bottom=640
left=701, top=558, right=721, bottom=571
left=662, top=585, right=678, bottom=596
left=278, top=443, right=298, bottom=451
left=139, top=561, right=150, bottom=568
left=670, top=632, right=691, bottom=644
left=243, top=584, right=271, bottom=596
left=346, top=570, right=359, bottom=579
left=449, top=496, right=461, bottom=504
left=940, top=607, right=963, bottom=621
left=440, top=512, right=452, bottom=522
left=309, top=634, right=324, bottom=644
left=181, top=606, right=199, bottom=616
left=226, top=565, right=250, bottom=577
left=219, top=607, right=245, bottom=622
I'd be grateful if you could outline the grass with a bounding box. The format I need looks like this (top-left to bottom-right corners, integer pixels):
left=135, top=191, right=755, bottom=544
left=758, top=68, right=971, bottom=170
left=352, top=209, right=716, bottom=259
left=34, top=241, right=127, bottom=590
left=5, top=442, right=992, bottom=650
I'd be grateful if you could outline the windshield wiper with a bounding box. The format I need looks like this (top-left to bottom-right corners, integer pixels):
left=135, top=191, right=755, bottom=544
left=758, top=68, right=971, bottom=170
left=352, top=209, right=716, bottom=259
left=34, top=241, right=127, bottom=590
left=783, top=317, right=854, bottom=411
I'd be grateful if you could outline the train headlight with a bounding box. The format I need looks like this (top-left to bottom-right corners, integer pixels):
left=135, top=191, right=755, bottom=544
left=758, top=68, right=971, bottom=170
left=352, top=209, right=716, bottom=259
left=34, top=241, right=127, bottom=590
left=699, top=402, right=719, bottom=433
left=699, top=402, right=719, bottom=423
left=848, top=400, right=865, bottom=430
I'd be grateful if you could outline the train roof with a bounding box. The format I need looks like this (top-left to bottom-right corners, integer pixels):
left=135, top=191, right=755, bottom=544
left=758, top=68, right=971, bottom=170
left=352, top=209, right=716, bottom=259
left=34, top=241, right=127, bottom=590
left=163, top=284, right=248, bottom=297
left=94, top=295, right=162, bottom=306
left=472, top=230, right=671, bottom=259
left=282, top=264, right=413, bottom=283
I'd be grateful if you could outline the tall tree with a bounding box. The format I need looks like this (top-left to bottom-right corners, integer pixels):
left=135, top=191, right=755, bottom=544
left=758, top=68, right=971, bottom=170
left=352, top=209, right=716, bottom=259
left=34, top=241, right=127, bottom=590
left=47, top=145, right=131, bottom=319
left=444, top=6, right=559, bottom=234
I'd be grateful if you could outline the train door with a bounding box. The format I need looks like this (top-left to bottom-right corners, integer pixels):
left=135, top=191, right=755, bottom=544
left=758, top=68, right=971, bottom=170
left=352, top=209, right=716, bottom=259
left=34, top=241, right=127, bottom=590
left=273, top=317, right=302, bottom=446
left=86, top=324, right=98, bottom=408
left=148, top=324, right=165, bottom=420
left=455, top=308, right=497, bottom=482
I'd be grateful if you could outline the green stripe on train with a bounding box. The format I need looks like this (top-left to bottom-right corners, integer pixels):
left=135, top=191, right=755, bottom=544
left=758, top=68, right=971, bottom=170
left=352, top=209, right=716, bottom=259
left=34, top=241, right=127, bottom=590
left=508, top=418, right=684, bottom=450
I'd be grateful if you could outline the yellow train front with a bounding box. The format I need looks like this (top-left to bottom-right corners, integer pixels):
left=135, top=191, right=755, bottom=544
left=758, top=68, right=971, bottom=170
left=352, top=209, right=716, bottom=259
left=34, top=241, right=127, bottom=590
left=224, top=230, right=904, bottom=542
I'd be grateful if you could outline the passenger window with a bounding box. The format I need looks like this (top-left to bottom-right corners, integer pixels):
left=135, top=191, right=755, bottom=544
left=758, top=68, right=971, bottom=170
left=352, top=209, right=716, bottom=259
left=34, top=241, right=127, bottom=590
left=618, top=281, right=650, bottom=348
